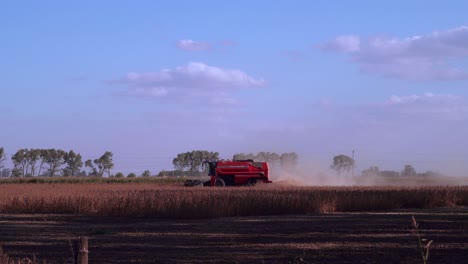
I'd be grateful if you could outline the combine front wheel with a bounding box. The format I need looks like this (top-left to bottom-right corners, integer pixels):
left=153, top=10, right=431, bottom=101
left=215, top=178, right=226, bottom=187
left=247, top=179, right=257, bottom=186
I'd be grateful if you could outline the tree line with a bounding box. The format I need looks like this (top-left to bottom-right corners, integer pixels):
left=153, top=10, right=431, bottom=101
left=0, top=147, right=441, bottom=179
left=361, top=164, right=441, bottom=178
left=0, top=147, right=114, bottom=177
left=168, top=150, right=299, bottom=176
left=172, top=150, right=219, bottom=175
left=233, top=152, right=299, bottom=168
left=330, top=153, right=442, bottom=177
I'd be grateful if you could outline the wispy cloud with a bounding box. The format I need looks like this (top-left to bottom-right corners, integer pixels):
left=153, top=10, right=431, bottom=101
left=386, top=93, right=461, bottom=105
left=110, top=62, right=265, bottom=106
left=321, top=26, right=468, bottom=81
left=281, top=50, right=307, bottom=61
left=176, top=39, right=238, bottom=52
left=322, top=35, right=360, bottom=53
left=219, top=40, right=237, bottom=47
left=176, top=39, right=211, bottom=51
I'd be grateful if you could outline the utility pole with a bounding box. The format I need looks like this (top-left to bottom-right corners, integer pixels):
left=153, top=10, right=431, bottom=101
left=352, top=150, right=355, bottom=178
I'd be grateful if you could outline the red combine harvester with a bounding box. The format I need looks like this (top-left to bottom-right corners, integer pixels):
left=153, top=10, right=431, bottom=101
left=184, top=159, right=272, bottom=187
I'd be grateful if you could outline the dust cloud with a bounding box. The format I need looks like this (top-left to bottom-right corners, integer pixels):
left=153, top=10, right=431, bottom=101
left=269, top=160, right=468, bottom=186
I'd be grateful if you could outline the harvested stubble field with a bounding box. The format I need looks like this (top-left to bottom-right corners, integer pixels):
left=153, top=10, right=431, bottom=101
left=0, top=183, right=467, bottom=263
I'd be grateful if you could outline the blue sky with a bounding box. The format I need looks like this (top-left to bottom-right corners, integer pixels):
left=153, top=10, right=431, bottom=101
left=1, top=1, right=468, bottom=175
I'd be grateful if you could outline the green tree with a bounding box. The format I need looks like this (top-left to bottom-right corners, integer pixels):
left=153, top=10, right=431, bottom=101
left=280, top=152, right=299, bottom=168
left=331, top=154, right=355, bottom=176
left=26, top=149, right=40, bottom=176
left=256, top=152, right=267, bottom=162
left=45, top=149, right=66, bottom=176
left=127, top=172, right=136, bottom=178
left=173, top=153, right=189, bottom=171
left=233, top=153, right=256, bottom=160
left=37, top=149, right=49, bottom=176
left=11, top=149, right=28, bottom=177
left=1, top=168, right=11, bottom=178
left=142, top=170, right=151, bottom=177
left=77, top=170, right=88, bottom=177
left=255, top=152, right=281, bottom=163
left=63, top=150, right=83, bottom=177
left=380, top=170, right=400, bottom=177
left=0, top=147, right=6, bottom=169
left=264, top=152, right=280, bottom=164
left=11, top=167, right=22, bottom=178
left=233, top=152, right=281, bottom=163
left=362, top=166, right=380, bottom=177
left=85, top=159, right=98, bottom=176
left=115, top=172, right=124, bottom=178
left=401, top=164, right=416, bottom=177
left=92, top=151, right=114, bottom=177
left=173, top=150, right=219, bottom=176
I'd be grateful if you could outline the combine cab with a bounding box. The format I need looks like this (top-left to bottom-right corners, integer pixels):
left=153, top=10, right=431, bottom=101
left=184, top=159, right=271, bottom=187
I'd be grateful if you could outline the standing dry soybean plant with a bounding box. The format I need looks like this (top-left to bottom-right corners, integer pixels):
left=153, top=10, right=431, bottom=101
left=411, top=216, right=433, bottom=264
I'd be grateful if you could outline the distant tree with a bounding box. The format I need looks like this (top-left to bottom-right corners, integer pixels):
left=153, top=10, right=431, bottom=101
left=62, top=168, right=72, bottom=177
left=45, top=149, right=66, bottom=176
left=1, top=168, right=11, bottom=178
left=235, top=151, right=290, bottom=161
left=85, top=159, right=98, bottom=176
left=418, top=171, right=442, bottom=177
left=158, top=170, right=186, bottom=177
left=97, top=151, right=114, bottom=177
left=0, top=147, right=6, bottom=169
left=77, top=170, right=88, bottom=177
left=127, top=172, right=136, bottom=178
left=233, top=152, right=284, bottom=169
left=253, top=152, right=281, bottom=164
left=380, top=170, right=400, bottom=177
left=11, top=149, right=28, bottom=177
left=256, top=152, right=267, bottom=162
left=85, top=151, right=114, bottom=177
left=26, top=149, right=41, bottom=176
left=280, top=152, right=299, bottom=168
left=37, top=149, right=49, bottom=177
left=331, top=154, right=355, bottom=176
left=115, top=172, right=124, bottom=178
left=172, top=150, right=219, bottom=176
left=362, top=166, right=380, bottom=177
left=11, top=167, right=22, bottom=178
left=142, top=170, right=151, bottom=177
left=173, top=153, right=189, bottom=171
left=63, top=150, right=83, bottom=177
left=232, top=153, right=243, bottom=160
left=264, top=152, right=280, bottom=164
left=401, top=164, right=416, bottom=177
left=233, top=153, right=256, bottom=161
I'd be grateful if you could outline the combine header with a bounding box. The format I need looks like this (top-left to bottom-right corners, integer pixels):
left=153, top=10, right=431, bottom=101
left=184, top=159, right=272, bottom=187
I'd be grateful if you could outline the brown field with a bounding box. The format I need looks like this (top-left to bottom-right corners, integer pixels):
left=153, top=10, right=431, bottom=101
left=0, top=183, right=467, bottom=263
left=0, top=184, right=467, bottom=217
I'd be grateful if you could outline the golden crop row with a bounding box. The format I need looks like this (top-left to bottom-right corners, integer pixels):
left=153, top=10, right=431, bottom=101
left=0, top=184, right=467, bottom=218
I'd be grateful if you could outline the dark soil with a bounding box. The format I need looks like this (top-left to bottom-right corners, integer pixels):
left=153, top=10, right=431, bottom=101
left=1, top=208, right=467, bottom=263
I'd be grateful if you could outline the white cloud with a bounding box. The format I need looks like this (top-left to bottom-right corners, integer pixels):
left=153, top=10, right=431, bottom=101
left=112, top=62, right=265, bottom=106
left=322, top=35, right=360, bottom=53
left=386, top=93, right=461, bottom=105
left=176, top=39, right=211, bottom=51
left=322, top=26, right=468, bottom=81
